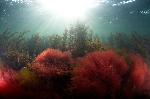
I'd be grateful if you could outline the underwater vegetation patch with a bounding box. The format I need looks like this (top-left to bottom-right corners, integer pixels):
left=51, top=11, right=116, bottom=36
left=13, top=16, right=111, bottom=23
left=0, top=49, right=150, bottom=99
left=0, top=23, right=149, bottom=99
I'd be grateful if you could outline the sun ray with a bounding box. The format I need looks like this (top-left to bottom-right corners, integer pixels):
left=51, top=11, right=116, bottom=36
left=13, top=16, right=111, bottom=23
left=36, top=0, right=99, bottom=19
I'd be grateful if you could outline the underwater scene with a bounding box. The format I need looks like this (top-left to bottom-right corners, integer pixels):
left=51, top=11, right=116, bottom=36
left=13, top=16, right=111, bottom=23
left=0, top=0, right=150, bottom=98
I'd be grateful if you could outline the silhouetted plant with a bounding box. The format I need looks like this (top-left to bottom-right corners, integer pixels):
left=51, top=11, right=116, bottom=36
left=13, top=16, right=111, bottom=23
left=87, top=33, right=105, bottom=52
left=64, top=22, right=104, bottom=57
left=106, top=32, right=150, bottom=64
left=26, top=34, right=43, bottom=58
left=3, top=50, right=31, bottom=70
left=0, top=30, right=30, bottom=70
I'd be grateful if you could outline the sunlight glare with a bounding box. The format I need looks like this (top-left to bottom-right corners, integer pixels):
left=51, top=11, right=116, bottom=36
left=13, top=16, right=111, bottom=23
left=37, top=0, right=99, bottom=19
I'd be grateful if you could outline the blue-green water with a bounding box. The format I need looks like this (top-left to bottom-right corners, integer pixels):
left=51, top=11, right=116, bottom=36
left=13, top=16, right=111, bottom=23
left=0, top=0, right=150, bottom=36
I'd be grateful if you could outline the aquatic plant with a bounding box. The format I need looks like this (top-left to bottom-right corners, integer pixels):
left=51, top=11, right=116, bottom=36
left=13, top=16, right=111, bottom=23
left=71, top=50, right=150, bottom=99
left=15, top=67, right=42, bottom=98
left=0, top=24, right=149, bottom=98
left=87, top=35, right=105, bottom=52
left=0, top=30, right=30, bottom=70
left=71, top=50, right=129, bottom=98
left=106, top=32, right=150, bottom=64
left=31, top=48, right=72, bottom=76
left=4, top=50, right=31, bottom=70
left=0, top=23, right=104, bottom=71
left=0, top=48, right=150, bottom=98
left=0, top=66, right=21, bottom=97
left=0, top=29, right=27, bottom=52
left=53, top=22, right=105, bottom=58
left=124, top=54, right=150, bottom=98
left=26, top=34, right=45, bottom=59
left=30, top=48, right=73, bottom=98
